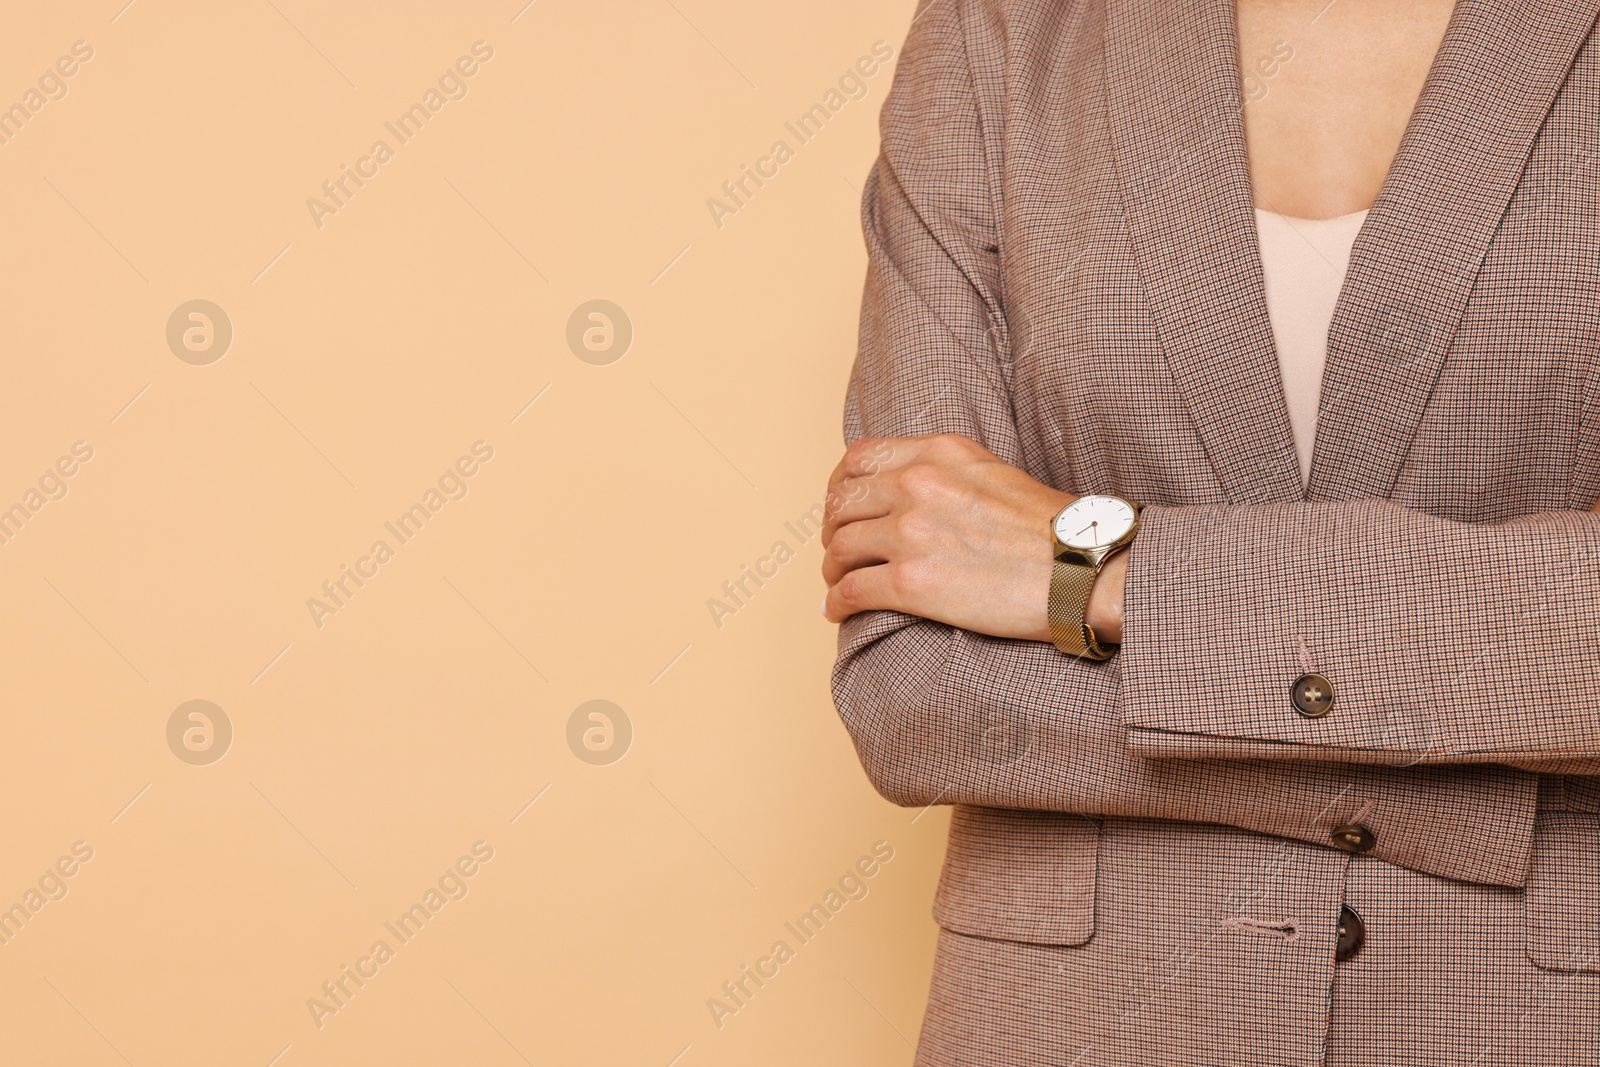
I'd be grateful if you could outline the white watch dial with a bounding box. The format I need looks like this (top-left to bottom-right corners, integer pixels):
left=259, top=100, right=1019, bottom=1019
left=1054, top=495, right=1136, bottom=549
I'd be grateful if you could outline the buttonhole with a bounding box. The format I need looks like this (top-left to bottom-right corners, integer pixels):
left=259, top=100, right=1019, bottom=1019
left=1295, top=635, right=1316, bottom=675
left=1223, top=916, right=1300, bottom=941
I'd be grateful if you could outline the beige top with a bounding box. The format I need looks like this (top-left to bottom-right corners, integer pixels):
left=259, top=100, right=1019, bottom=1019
left=1254, top=207, right=1370, bottom=487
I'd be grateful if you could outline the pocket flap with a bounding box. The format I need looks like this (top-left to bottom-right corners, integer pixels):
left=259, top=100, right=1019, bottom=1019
left=932, top=806, right=1097, bottom=945
left=1525, top=812, right=1600, bottom=973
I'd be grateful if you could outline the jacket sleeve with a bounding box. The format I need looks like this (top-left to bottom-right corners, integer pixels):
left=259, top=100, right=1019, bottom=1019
left=1120, top=501, right=1600, bottom=771
left=832, top=0, right=1543, bottom=890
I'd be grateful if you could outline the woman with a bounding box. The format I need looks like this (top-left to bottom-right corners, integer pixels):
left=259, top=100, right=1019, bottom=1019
left=821, top=0, right=1600, bottom=1063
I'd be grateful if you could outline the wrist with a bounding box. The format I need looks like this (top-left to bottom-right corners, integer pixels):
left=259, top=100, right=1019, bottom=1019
left=1031, top=558, right=1122, bottom=645
left=1084, top=546, right=1129, bottom=645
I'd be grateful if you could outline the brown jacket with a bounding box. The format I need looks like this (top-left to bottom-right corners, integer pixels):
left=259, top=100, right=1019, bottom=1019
left=834, top=0, right=1600, bottom=1062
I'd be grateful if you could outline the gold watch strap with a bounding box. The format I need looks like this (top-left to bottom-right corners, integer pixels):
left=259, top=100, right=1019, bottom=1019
left=1049, top=559, right=1114, bottom=661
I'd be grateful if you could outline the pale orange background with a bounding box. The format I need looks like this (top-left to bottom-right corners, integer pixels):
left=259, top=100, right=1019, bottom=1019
left=0, top=2, right=949, bottom=1064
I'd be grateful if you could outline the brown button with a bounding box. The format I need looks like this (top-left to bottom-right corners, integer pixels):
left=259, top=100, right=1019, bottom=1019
left=1291, top=673, right=1334, bottom=718
left=1336, top=904, right=1365, bottom=962
left=1330, top=823, right=1375, bottom=854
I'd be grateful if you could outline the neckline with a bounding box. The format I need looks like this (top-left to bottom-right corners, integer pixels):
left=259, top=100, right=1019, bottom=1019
left=1255, top=205, right=1372, bottom=225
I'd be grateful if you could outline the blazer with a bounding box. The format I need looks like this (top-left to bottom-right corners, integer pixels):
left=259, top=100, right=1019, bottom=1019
left=833, top=0, right=1600, bottom=1063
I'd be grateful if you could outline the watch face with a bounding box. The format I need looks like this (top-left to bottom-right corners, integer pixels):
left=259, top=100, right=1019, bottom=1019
left=1054, top=495, right=1136, bottom=550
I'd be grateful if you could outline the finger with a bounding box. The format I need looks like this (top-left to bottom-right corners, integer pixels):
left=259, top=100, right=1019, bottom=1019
left=826, top=435, right=932, bottom=496
left=821, top=516, right=897, bottom=587
left=822, top=437, right=914, bottom=540
left=823, top=562, right=897, bottom=623
left=823, top=434, right=971, bottom=535
left=821, top=475, right=895, bottom=545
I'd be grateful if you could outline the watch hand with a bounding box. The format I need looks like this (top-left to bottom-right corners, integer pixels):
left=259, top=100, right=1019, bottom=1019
left=1075, top=520, right=1099, bottom=542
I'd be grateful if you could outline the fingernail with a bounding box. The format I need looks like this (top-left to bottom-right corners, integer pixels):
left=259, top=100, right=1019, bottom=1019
left=819, top=596, right=828, bottom=618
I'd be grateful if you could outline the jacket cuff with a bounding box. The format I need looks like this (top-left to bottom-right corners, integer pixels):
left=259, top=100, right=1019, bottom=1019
left=1117, top=500, right=1600, bottom=763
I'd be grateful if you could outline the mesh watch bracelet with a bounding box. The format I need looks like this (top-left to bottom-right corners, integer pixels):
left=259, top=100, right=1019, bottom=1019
left=1048, top=559, right=1114, bottom=660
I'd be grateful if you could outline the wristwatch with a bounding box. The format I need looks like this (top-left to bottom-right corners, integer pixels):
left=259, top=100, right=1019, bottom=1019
left=1048, top=495, right=1141, bottom=660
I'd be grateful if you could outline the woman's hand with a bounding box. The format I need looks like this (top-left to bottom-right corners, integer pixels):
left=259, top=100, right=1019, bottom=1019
left=820, top=433, right=1128, bottom=644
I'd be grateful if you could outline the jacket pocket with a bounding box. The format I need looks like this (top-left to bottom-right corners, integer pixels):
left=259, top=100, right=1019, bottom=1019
left=932, top=806, right=1098, bottom=945
left=1524, top=812, right=1600, bottom=973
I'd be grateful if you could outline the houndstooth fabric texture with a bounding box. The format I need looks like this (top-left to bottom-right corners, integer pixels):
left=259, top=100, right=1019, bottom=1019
left=833, top=0, right=1600, bottom=1061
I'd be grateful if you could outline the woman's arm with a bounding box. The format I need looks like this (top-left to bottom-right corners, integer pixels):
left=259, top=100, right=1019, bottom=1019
left=824, top=426, right=1600, bottom=771
left=824, top=0, right=1542, bottom=890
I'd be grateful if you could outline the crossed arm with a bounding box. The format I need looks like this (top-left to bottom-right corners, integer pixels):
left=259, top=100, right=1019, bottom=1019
left=820, top=430, right=1600, bottom=655
left=817, top=414, right=1595, bottom=890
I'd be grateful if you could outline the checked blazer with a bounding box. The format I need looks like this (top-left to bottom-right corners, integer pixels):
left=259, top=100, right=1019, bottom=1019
left=833, top=0, right=1600, bottom=1063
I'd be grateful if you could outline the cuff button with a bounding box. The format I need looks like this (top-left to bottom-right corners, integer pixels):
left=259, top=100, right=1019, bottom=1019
left=1330, top=823, right=1375, bottom=854
left=1291, top=673, right=1335, bottom=718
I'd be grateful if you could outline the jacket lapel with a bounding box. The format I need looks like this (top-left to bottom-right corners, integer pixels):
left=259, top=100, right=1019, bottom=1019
left=1104, top=0, right=1304, bottom=506
left=1307, top=0, right=1600, bottom=501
